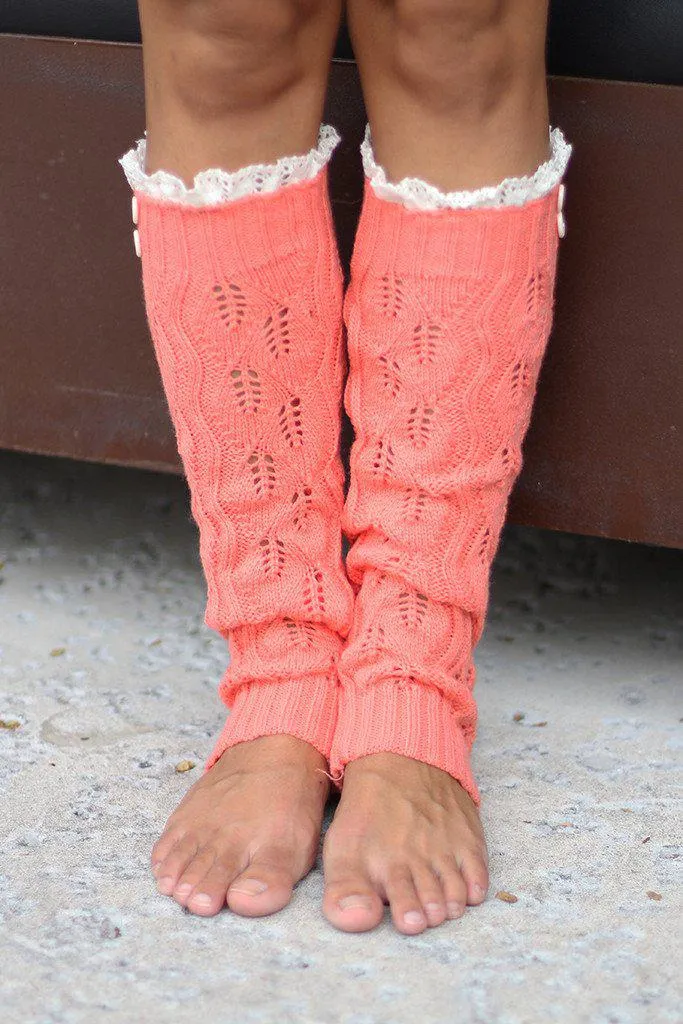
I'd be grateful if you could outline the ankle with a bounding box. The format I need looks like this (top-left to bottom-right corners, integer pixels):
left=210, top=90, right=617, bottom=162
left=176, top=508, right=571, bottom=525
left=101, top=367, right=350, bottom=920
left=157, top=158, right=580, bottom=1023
left=223, top=734, right=329, bottom=768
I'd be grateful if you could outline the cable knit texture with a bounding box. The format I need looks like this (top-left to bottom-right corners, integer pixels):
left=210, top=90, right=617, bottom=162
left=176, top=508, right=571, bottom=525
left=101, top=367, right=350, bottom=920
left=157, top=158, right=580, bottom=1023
left=130, top=163, right=354, bottom=770
left=330, top=168, right=567, bottom=807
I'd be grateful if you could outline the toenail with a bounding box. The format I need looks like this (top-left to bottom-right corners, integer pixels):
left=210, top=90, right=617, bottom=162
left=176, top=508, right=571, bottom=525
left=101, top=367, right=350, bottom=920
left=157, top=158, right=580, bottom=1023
left=473, top=884, right=487, bottom=900
left=447, top=901, right=464, bottom=918
left=403, top=911, right=425, bottom=926
left=338, top=895, right=374, bottom=912
left=425, top=902, right=443, bottom=916
left=174, top=883, right=192, bottom=897
left=157, top=877, right=174, bottom=894
left=191, top=893, right=212, bottom=908
left=229, top=879, right=268, bottom=897
left=151, top=863, right=162, bottom=876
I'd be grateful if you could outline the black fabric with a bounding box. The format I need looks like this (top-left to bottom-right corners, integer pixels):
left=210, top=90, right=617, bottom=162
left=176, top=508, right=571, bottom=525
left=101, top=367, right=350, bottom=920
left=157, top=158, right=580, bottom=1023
left=1, top=0, right=142, bottom=45
left=1, top=0, right=681, bottom=86
left=546, top=0, right=681, bottom=85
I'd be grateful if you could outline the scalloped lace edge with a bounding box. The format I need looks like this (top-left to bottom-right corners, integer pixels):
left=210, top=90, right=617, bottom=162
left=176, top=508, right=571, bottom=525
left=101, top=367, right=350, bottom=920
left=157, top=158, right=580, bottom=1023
left=361, top=126, right=572, bottom=210
left=119, top=124, right=340, bottom=206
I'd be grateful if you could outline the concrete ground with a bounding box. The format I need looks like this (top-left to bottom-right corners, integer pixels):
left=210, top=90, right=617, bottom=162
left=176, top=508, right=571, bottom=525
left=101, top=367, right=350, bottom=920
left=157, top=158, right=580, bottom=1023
left=0, top=449, right=680, bottom=1024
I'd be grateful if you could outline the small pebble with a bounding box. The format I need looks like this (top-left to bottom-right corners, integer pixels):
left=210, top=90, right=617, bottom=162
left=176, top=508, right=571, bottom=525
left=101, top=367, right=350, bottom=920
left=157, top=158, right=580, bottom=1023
left=0, top=719, right=21, bottom=730
left=532, top=721, right=548, bottom=727
left=495, top=891, right=518, bottom=904
left=50, top=647, right=66, bottom=657
left=646, top=891, right=662, bottom=901
left=513, top=712, right=525, bottom=722
left=175, top=760, right=196, bottom=773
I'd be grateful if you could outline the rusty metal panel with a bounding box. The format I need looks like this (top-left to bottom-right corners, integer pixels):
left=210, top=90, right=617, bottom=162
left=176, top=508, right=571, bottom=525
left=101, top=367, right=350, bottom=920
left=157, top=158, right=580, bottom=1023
left=0, top=36, right=173, bottom=471
left=0, top=36, right=681, bottom=546
left=511, top=78, right=683, bottom=546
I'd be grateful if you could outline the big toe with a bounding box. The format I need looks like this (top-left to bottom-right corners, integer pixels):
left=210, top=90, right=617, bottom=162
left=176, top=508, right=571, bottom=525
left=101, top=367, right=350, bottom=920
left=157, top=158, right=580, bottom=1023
left=227, top=851, right=301, bottom=918
left=323, top=864, right=384, bottom=933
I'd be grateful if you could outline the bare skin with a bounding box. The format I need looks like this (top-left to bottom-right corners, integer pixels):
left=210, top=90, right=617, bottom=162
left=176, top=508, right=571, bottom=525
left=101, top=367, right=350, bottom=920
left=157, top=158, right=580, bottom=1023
left=137, top=0, right=343, bottom=180
left=151, top=740, right=489, bottom=927
left=140, top=0, right=547, bottom=930
left=151, top=735, right=330, bottom=917
left=346, top=0, right=551, bottom=190
left=323, top=754, right=489, bottom=934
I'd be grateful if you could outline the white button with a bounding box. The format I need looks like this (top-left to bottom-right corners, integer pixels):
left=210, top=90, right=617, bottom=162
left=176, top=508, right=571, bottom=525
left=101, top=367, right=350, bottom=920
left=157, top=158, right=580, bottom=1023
left=133, top=228, right=141, bottom=257
left=131, top=194, right=139, bottom=225
left=557, top=184, right=567, bottom=238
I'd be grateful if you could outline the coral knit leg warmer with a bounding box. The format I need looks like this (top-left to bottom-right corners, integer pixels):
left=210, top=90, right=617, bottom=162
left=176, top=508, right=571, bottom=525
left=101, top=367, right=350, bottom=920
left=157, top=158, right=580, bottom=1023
left=119, top=126, right=354, bottom=771
left=329, top=128, right=572, bottom=807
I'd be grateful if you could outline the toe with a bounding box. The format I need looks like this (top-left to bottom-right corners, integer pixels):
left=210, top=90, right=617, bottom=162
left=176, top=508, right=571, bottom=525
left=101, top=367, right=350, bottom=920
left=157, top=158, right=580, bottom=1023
left=436, top=858, right=469, bottom=919
left=151, top=828, right=182, bottom=873
left=227, top=849, right=298, bottom=918
left=412, top=865, right=447, bottom=927
left=323, top=860, right=384, bottom=933
left=385, top=867, right=428, bottom=935
left=185, top=856, right=240, bottom=917
left=154, top=835, right=198, bottom=896
left=459, top=849, right=490, bottom=906
left=172, top=846, right=219, bottom=907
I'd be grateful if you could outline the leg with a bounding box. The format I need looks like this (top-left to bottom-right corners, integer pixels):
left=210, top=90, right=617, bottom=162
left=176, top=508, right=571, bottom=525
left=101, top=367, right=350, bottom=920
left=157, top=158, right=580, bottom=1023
left=126, top=0, right=348, bottom=919
left=323, top=0, right=569, bottom=933
left=345, top=0, right=550, bottom=189
left=139, top=0, right=342, bottom=178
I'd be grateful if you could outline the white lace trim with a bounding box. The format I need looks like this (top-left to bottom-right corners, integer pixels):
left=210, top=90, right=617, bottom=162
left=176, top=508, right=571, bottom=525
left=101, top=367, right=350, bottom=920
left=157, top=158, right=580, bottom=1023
left=361, top=126, right=572, bottom=211
left=119, top=124, right=340, bottom=206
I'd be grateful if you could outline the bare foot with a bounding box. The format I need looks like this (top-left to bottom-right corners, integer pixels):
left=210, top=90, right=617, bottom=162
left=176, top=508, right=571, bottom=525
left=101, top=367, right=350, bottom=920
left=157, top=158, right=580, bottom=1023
left=151, top=735, right=329, bottom=917
left=322, top=753, right=489, bottom=934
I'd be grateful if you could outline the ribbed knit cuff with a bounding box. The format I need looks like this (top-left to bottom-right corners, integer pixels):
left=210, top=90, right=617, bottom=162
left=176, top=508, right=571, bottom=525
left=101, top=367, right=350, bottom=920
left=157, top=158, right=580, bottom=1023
left=203, top=675, right=339, bottom=773
left=329, top=681, right=481, bottom=807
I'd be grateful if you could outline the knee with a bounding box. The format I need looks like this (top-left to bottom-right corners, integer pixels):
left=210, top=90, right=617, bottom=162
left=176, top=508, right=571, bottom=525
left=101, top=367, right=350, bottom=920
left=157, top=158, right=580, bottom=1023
left=390, top=0, right=517, bottom=113
left=167, top=0, right=327, bottom=116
